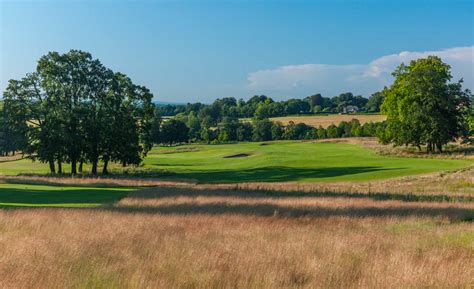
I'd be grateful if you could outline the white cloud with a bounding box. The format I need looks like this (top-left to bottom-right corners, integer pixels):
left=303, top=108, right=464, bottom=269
left=247, top=46, right=474, bottom=98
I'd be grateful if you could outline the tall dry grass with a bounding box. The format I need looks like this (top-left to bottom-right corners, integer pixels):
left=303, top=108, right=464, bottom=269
left=0, top=185, right=473, bottom=288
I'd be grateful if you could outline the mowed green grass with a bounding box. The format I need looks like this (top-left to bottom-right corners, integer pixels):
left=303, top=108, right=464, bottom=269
left=0, top=141, right=471, bottom=183
left=0, top=182, right=133, bottom=207
left=144, top=141, right=472, bottom=183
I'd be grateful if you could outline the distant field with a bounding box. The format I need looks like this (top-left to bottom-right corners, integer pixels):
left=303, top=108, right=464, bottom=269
left=1, top=141, right=471, bottom=183
left=270, top=114, right=386, bottom=127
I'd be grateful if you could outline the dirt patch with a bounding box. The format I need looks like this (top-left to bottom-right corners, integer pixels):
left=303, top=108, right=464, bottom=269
left=223, top=153, right=252, bottom=159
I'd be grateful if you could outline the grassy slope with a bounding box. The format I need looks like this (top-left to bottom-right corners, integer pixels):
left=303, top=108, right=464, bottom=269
left=0, top=182, right=132, bottom=207
left=145, top=141, right=472, bottom=183
left=0, top=141, right=471, bottom=183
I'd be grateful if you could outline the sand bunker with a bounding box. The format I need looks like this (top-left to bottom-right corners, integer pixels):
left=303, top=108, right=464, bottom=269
left=223, top=153, right=252, bottom=158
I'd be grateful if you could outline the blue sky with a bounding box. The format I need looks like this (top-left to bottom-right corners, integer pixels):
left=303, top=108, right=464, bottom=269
left=1, top=0, right=473, bottom=103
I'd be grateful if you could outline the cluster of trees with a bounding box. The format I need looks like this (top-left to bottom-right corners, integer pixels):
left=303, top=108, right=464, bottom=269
left=380, top=56, right=472, bottom=152
left=152, top=116, right=386, bottom=145
left=2, top=50, right=154, bottom=174
left=0, top=102, right=25, bottom=156
left=157, top=91, right=384, bottom=119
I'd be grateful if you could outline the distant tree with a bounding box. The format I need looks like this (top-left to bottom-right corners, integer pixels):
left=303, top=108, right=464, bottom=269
left=283, top=121, right=312, bottom=140
left=468, top=96, right=474, bottom=136
left=381, top=56, right=471, bottom=152
left=337, top=121, right=349, bottom=137
left=186, top=111, right=201, bottom=141
left=218, top=117, right=239, bottom=142
left=284, top=99, right=311, bottom=115
left=326, top=124, right=338, bottom=138
left=252, top=119, right=273, bottom=141
left=361, top=122, right=376, bottom=137
left=271, top=121, right=284, bottom=140
left=236, top=122, right=253, bottom=141
left=200, top=127, right=217, bottom=143
left=365, top=91, right=384, bottom=112
left=316, top=126, right=327, bottom=139
left=305, top=129, right=318, bottom=140
left=151, top=110, right=163, bottom=144
left=349, top=119, right=362, bottom=137
left=160, top=119, right=189, bottom=146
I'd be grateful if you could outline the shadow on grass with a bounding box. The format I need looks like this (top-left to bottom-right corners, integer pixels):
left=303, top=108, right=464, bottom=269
left=107, top=203, right=474, bottom=222
left=8, top=166, right=398, bottom=184
left=161, top=166, right=400, bottom=183
left=129, top=186, right=474, bottom=203
left=0, top=187, right=130, bottom=206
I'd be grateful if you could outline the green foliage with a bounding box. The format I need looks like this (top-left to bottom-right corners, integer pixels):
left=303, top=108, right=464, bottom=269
left=271, top=122, right=284, bottom=140
left=252, top=119, right=273, bottom=141
left=0, top=102, right=26, bottom=156
left=160, top=119, right=189, bottom=145
left=3, top=50, right=154, bottom=174
left=365, top=91, right=384, bottom=112
left=282, top=122, right=312, bottom=140
left=381, top=56, right=471, bottom=152
left=157, top=92, right=383, bottom=120
left=236, top=122, right=253, bottom=141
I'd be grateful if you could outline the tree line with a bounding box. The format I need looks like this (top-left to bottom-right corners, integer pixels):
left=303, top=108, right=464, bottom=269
left=151, top=57, right=472, bottom=151
left=156, top=91, right=384, bottom=119
left=2, top=50, right=154, bottom=174
left=152, top=116, right=386, bottom=145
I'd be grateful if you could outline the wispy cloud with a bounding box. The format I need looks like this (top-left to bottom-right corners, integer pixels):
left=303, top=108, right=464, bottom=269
left=247, top=46, right=474, bottom=97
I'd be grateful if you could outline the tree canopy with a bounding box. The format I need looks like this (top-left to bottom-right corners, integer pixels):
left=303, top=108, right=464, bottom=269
left=380, top=56, right=471, bottom=152
left=3, top=50, right=154, bottom=174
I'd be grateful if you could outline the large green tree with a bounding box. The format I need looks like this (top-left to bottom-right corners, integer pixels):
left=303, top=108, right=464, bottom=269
left=3, top=50, right=154, bottom=174
left=381, top=56, right=471, bottom=152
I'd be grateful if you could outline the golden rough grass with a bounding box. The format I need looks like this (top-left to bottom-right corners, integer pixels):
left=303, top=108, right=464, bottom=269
left=0, top=186, right=473, bottom=289
left=270, top=114, right=386, bottom=128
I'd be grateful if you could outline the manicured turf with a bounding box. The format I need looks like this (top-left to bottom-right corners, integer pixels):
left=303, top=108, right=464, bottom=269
left=0, top=182, right=132, bottom=207
left=0, top=141, right=472, bottom=183
left=144, top=141, right=472, bottom=183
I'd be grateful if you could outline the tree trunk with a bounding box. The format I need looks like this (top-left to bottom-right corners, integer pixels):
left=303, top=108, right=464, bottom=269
left=71, top=159, right=77, bottom=175
left=57, top=160, right=63, bottom=174
left=49, top=160, right=56, bottom=174
left=91, top=161, right=98, bottom=175
left=102, top=157, right=109, bottom=175
left=79, top=161, right=83, bottom=173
